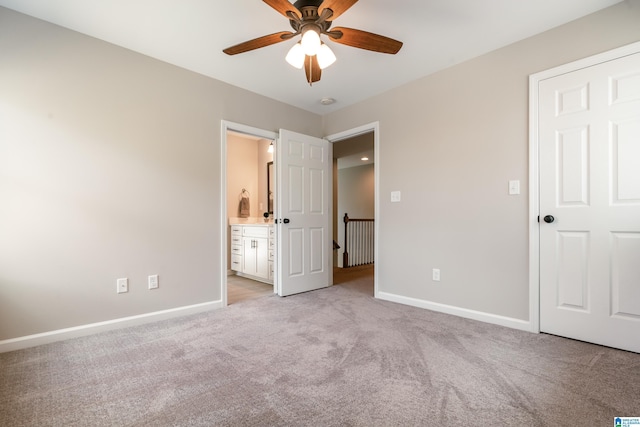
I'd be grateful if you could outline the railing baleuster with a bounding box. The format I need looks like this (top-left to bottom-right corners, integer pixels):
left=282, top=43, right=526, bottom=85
left=343, top=213, right=374, bottom=268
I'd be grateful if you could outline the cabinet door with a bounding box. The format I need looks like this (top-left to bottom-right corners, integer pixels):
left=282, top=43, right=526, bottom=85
left=255, top=237, right=269, bottom=279
left=243, top=236, right=258, bottom=276
left=242, top=236, right=269, bottom=279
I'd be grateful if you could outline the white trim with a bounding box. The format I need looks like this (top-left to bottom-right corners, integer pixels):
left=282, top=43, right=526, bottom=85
left=327, top=137, right=334, bottom=286
left=528, top=41, right=640, bottom=334
left=325, top=122, right=380, bottom=297
left=0, top=300, right=222, bottom=353
left=378, top=292, right=531, bottom=332
left=220, top=121, right=278, bottom=306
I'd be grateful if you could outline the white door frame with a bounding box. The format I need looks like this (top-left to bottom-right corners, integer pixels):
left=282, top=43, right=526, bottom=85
left=528, top=41, right=640, bottom=334
left=326, top=122, right=380, bottom=297
left=220, top=120, right=278, bottom=306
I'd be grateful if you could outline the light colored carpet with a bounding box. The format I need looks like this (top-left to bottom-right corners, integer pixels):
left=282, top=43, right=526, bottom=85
left=1, top=265, right=639, bottom=426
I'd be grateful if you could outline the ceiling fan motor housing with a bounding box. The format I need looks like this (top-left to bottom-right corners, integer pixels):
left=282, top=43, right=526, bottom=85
left=290, top=0, right=332, bottom=33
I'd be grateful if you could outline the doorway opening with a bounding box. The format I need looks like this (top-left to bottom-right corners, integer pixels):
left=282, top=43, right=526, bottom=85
left=221, top=122, right=277, bottom=306
left=327, top=123, right=380, bottom=297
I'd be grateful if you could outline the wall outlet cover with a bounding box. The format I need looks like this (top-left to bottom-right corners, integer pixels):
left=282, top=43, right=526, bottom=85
left=117, top=278, right=128, bottom=294
left=148, top=275, right=159, bottom=290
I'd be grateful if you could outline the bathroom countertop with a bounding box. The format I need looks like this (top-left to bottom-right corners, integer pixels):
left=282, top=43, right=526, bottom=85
left=229, top=217, right=274, bottom=225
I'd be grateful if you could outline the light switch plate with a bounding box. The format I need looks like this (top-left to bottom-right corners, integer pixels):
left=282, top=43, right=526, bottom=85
left=509, top=180, right=520, bottom=195
left=391, top=191, right=401, bottom=202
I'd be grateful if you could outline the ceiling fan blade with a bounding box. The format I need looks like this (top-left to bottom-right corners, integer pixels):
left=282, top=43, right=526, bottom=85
left=304, top=55, right=321, bottom=84
left=328, top=27, right=403, bottom=54
left=318, top=0, right=358, bottom=21
left=223, top=31, right=294, bottom=55
left=263, top=0, right=301, bottom=20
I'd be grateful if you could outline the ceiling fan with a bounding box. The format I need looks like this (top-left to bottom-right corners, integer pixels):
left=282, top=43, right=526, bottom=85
left=223, top=0, right=403, bottom=85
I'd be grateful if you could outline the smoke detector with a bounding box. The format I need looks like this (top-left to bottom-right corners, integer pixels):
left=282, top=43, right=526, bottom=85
left=320, top=97, right=336, bottom=105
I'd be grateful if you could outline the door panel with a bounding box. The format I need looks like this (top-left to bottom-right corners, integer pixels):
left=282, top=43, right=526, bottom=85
left=557, top=126, right=589, bottom=206
left=539, top=52, right=640, bottom=353
left=288, top=228, right=304, bottom=276
left=611, top=232, right=640, bottom=319
left=277, top=129, right=330, bottom=296
left=556, top=231, right=590, bottom=311
left=612, top=118, right=640, bottom=203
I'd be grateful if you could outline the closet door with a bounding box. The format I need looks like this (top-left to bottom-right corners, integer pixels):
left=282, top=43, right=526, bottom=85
left=538, top=51, right=640, bottom=353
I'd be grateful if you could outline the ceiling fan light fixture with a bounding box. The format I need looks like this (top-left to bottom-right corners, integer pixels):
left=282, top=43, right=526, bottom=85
left=300, top=28, right=321, bottom=56
left=285, top=42, right=305, bottom=69
left=317, top=43, right=336, bottom=70
left=223, top=0, right=403, bottom=85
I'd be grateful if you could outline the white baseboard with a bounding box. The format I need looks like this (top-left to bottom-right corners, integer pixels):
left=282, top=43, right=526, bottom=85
left=0, top=300, right=224, bottom=353
left=376, top=291, right=533, bottom=332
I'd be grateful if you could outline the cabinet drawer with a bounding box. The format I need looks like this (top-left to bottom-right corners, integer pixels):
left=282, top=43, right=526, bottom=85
left=231, top=244, right=242, bottom=255
left=269, top=226, right=275, bottom=237
left=231, top=236, right=242, bottom=245
left=268, top=250, right=275, bottom=261
left=243, top=226, right=269, bottom=238
left=269, top=239, right=275, bottom=249
left=268, top=261, right=274, bottom=280
left=230, top=225, right=242, bottom=235
left=231, top=254, right=242, bottom=271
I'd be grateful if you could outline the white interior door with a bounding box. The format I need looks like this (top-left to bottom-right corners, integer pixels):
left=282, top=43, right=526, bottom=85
left=277, top=129, right=331, bottom=296
left=539, top=52, right=640, bottom=353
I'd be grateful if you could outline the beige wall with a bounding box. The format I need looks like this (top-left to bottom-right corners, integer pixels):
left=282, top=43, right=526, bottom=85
left=0, top=7, right=321, bottom=341
left=227, top=134, right=261, bottom=220
left=323, top=0, right=640, bottom=322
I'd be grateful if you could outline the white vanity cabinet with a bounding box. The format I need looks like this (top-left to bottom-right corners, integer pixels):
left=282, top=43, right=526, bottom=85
left=242, top=226, right=269, bottom=280
left=230, top=223, right=274, bottom=284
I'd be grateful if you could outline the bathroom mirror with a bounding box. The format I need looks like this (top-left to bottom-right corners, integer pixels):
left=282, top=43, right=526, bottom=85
left=267, top=161, right=274, bottom=214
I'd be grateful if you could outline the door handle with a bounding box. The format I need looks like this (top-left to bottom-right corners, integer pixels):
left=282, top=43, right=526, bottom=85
left=283, top=218, right=290, bottom=224
left=543, top=215, right=555, bottom=223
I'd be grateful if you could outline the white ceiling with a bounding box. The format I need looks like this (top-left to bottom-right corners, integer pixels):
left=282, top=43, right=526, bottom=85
left=0, top=0, right=623, bottom=115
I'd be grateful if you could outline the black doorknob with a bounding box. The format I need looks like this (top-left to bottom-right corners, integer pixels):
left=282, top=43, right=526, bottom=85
left=283, top=218, right=290, bottom=224
left=543, top=215, right=555, bottom=223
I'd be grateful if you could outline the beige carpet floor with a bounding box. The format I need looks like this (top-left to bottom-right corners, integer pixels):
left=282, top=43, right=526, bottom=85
left=1, top=265, right=639, bottom=426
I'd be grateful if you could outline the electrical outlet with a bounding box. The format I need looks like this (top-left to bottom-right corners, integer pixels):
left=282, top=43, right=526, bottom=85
left=117, top=278, right=128, bottom=294
left=148, top=274, right=159, bottom=290
left=432, top=269, right=441, bottom=282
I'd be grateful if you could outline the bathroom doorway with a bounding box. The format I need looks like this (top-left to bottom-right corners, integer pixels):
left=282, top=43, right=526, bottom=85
left=225, top=127, right=276, bottom=305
